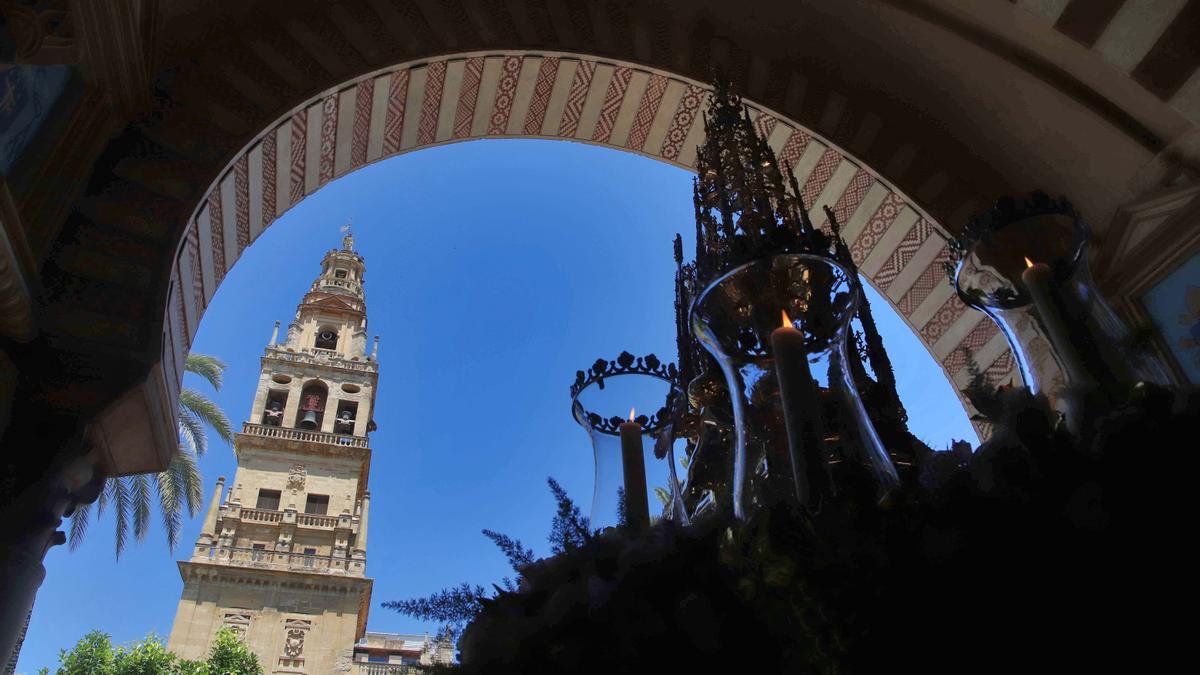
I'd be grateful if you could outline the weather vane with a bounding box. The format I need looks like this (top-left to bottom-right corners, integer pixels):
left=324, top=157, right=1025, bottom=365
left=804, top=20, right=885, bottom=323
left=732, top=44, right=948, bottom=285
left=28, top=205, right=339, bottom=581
left=341, top=219, right=354, bottom=251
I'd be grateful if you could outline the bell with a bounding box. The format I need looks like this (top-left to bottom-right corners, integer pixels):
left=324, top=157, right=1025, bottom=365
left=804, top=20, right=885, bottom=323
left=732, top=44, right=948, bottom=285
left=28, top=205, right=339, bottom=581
left=299, top=410, right=319, bottom=429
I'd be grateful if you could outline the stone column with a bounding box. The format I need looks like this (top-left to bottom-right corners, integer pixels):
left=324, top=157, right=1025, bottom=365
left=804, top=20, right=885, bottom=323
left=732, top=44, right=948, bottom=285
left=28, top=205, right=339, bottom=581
left=353, top=397, right=371, bottom=437
left=356, top=491, right=370, bottom=554
left=282, top=379, right=303, bottom=428
left=0, top=444, right=104, bottom=674
left=193, top=477, right=225, bottom=557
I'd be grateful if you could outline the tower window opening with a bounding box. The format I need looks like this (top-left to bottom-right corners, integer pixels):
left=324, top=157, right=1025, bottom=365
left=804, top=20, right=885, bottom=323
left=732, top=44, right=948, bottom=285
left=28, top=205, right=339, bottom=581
left=334, top=400, right=359, bottom=435
left=304, top=494, right=329, bottom=516
left=256, top=489, right=281, bottom=511
left=334, top=269, right=348, bottom=279
left=262, top=390, right=288, bottom=426
left=297, top=382, right=327, bottom=430
left=315, top=327, right=338, bottom=350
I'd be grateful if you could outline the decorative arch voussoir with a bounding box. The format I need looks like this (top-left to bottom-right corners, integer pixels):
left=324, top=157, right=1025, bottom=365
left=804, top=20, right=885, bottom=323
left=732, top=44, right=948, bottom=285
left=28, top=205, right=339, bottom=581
left=168, top=50, right=996, bottom=439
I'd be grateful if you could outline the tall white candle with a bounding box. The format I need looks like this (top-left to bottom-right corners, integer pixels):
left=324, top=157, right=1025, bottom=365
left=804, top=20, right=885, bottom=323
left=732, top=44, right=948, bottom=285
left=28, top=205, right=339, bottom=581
left=1022, top=258, right=1089, bottom=386
left=771, top=310, right=831, bottom=507
left=619, top=408, right=650, bottom=534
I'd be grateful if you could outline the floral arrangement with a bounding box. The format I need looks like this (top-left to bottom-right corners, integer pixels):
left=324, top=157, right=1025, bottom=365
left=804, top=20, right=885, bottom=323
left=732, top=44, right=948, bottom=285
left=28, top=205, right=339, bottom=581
left=391, top=381, right=1196, bottom=673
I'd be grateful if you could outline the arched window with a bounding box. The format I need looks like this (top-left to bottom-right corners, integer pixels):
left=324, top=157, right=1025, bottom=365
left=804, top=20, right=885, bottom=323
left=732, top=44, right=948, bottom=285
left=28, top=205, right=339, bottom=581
left=334, top=269, right=348, bottom=279
left=315, top=327, right=338, bottom=350
left=297, top=381, right=327, bottom=430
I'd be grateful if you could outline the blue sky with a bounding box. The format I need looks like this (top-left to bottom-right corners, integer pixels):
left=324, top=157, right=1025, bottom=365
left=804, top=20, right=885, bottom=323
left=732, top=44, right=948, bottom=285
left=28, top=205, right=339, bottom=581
left=17, top=139, right=975, bottom=672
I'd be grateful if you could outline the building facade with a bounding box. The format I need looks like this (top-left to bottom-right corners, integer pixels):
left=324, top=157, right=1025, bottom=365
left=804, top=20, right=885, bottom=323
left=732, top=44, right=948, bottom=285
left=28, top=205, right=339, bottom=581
left=351, top=632, right=455, bottom=673
left=168, top=231, right=386, bottom=673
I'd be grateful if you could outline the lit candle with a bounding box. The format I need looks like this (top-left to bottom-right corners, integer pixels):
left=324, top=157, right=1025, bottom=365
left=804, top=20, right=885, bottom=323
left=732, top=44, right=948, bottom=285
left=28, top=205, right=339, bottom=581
left=771, top=310, right=831, bottom=507
left=1021, top=257, right=1089, bottom=386
left=619, top=408, right=651, bottom=534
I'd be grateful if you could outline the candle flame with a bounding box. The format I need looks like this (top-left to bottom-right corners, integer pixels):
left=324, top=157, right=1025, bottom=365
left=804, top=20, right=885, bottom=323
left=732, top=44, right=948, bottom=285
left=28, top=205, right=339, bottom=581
left=1024, top=256, right=1034, bottom=268
left=629, top=407, right=636, bottom=422
left=781, top=309, right=793, bottom=328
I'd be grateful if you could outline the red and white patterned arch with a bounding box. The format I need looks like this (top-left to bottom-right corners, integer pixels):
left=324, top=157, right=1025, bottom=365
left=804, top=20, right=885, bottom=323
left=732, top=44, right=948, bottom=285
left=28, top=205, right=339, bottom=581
left=164, top=51, right=1019, bottom=439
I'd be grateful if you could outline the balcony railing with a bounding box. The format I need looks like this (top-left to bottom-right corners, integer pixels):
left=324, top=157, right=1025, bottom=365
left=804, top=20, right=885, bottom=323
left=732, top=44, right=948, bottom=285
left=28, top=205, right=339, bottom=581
left=313, top=277, right=363, bottom=295
left=230, top=506, right=340, bottom=530
left=356, top=664, right=428, bottom=675
left=239, top=507, right=283, bottom=524
left=209, top=546, right=365, bottom=576
left=297, top=512, right=339, bottom=529
left=242, top=422, right=369, bottom=448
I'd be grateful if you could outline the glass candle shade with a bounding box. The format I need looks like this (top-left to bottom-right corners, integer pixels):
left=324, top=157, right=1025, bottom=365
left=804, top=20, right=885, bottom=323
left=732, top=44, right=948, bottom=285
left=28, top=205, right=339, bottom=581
left=953, top=208, right=1169, bottom=402
left=655, top=427, right=692, bottom=526
left=690, top=254, right=900, bottom=521
left=570, top=357, right=679, bottom=532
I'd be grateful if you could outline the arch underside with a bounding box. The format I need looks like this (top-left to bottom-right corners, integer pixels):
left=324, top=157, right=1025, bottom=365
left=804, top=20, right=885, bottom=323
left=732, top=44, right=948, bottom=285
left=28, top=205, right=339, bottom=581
left=167, top=51, right=1017, bottom=439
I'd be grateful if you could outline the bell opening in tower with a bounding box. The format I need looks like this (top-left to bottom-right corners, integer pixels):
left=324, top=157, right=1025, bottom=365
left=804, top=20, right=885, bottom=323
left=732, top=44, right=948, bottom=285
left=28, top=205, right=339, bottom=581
left=262, top=390, right=288, bottom=426
left=298, top=382, right=327, bottom=430
left=315, top=327, right=338, bottom=351
left=334, top=400, right=358, bottom=435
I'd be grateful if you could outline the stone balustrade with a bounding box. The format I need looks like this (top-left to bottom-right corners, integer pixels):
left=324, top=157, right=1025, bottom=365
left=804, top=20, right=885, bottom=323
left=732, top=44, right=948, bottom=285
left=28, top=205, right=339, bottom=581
left=241, top=422, right=369, bottom=448
left=239, top=507, right=283, bottom=524
left=297, top=512, right=339, bottom=529
left=313, top=277, right=363, bottom=296
left=207, top=546, right=366, bottom=577
left=355, top=664, right=428, bottom=675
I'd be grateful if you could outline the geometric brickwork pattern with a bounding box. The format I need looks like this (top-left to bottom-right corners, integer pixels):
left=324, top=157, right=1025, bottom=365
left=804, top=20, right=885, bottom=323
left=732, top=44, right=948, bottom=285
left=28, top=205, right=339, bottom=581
left=164, top=52, right=1015, bottom=438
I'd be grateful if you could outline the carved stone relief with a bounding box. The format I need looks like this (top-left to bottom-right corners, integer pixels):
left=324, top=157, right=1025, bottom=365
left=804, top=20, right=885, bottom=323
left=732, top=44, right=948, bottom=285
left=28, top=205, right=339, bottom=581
left=221, top=612, right=251, bottom=641
left=287, top=464, right=306, bottom=491
left=281, top=618, right=312, bottom=660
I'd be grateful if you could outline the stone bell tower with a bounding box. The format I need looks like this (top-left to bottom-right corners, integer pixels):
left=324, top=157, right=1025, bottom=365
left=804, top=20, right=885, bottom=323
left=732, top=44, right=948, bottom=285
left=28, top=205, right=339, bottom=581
left=168, top=229, right=379, bottom=673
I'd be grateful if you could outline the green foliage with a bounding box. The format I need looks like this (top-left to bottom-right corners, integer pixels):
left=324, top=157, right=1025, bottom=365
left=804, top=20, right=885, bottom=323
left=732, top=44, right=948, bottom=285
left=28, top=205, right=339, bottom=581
left=184, top=354, right=227, bottom=392
left=481, top=529, right=534, bottom=572
left=68, top=353, right=232, bottom=557
left=56, top=631, right=115, bottom=675
left=388, top=478, right=595, bottom=640
left=112, top=634, right=179, bottom=675
left=382, top=582, right=489, bottom=625
left=653, top=486, right=672, bottom=508
left=205, top=628, right=262, bottom=674
left=547, top=477, right=591, bottom=554
left=49, top=628, right=259, bottom=675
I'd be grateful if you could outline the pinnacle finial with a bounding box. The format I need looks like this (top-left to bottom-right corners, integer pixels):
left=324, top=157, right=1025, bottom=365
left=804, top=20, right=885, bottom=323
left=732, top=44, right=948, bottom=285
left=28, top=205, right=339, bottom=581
left=340, top=221, right=354, bottom=251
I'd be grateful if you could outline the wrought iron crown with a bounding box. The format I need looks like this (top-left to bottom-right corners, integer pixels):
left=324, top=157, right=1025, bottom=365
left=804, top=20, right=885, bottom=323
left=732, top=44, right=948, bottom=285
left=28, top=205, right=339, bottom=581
left=943, top=191, right=1080, bottom=280
left=570, top=351, right=680, bottom=435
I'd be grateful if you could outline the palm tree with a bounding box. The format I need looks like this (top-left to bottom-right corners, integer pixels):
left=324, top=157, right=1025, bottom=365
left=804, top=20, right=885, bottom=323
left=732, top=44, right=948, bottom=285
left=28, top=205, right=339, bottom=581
left=69, top=354, right=233, bottom=557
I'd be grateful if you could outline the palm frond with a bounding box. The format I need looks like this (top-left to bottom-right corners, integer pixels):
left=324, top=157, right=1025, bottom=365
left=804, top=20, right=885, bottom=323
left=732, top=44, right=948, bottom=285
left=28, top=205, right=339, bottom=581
left=130, top=473, right=152, bottom=543
left=112, top=477, right=130, bottom=559
left=185, top=354, right=227, bottom=391
left=157, top=468, right=182, bottom=551
left=180, top=388, right=232, bottom=447
left=176, top=449, right=204, bottom=516
left=653, top=486, right=672, bottom=508
left=68, top=501, right=93, bottom=550
left=97, top=476, right=112, bottom=517
left=177, top=404, right=208, bottom=457
left=157, top=448, right=204, bottom=551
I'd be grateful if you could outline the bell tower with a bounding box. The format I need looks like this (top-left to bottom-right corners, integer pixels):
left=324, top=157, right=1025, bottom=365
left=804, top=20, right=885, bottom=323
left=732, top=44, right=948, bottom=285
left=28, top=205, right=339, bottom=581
left=167, top=229, right=379, bottom=673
